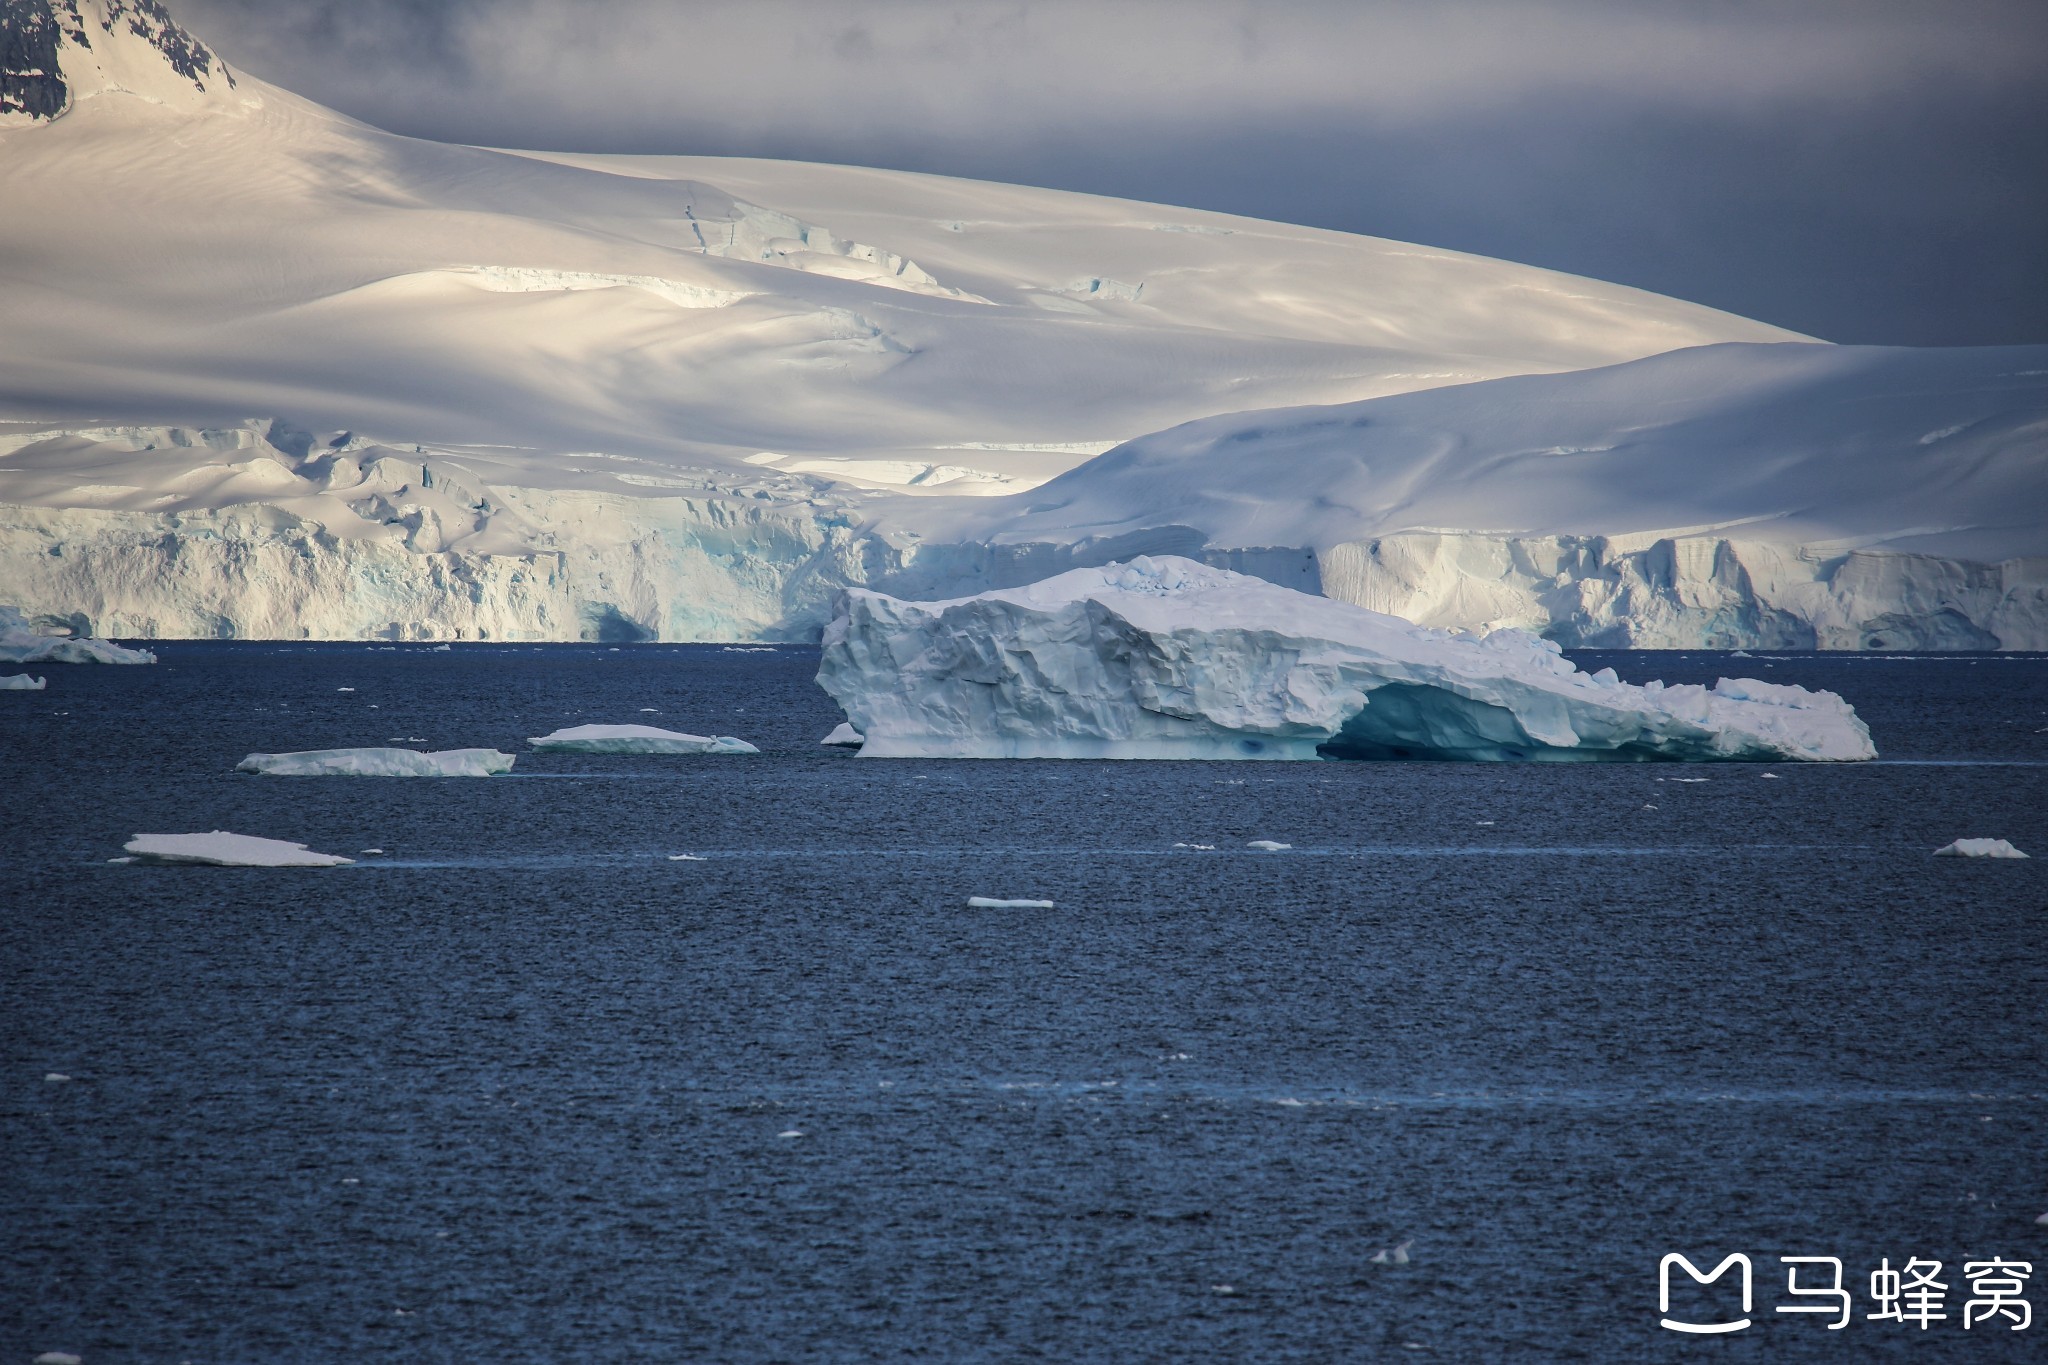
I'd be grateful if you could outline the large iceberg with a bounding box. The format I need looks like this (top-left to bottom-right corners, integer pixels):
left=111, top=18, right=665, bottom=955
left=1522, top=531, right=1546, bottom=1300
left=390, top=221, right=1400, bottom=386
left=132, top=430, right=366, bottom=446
left=0, top=606, right=154, bottom=664
left=817, top=557, right=1877, bottom=762
left=237, top=747, right=515, bottom=777
left=124, top=832, right=354, bottom=867
left=528, top=724, right=758, bottom=754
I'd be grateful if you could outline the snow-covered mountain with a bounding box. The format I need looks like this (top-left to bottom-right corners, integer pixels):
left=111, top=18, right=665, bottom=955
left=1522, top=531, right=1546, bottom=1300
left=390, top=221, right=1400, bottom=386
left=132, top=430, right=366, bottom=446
left=0, top=0, right=2039, bottom=645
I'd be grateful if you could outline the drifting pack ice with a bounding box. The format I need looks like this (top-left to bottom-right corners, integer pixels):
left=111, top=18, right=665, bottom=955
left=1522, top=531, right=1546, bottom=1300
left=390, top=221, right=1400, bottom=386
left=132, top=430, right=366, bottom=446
left=528, top=724, right=758, bottom=755
left=817, top=557, right=1876, bottom=762
left=123, top=832, right=353, bottom=867
left=237, top=747, right=515, bottom=777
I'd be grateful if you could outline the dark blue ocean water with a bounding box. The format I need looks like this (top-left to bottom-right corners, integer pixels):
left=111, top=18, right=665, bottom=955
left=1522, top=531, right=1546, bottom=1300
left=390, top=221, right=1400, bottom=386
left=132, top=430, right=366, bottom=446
left=3, top=645, right=2046, bottom=1362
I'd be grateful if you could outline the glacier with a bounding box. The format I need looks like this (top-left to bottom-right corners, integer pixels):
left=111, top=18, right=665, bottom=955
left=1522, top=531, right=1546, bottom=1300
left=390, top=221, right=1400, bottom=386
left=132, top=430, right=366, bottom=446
left=817, top=557, right=1877, bottom=762
left=237, top=748, right=516, bottom=777
left=123, top=832, right=354, bottom=868
left=0, top=3, right=2040, bottom=650
left=528, top=725, right=758, bottom=755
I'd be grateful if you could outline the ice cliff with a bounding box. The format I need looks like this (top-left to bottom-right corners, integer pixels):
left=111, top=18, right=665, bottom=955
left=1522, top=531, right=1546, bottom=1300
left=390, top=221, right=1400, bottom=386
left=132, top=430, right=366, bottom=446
left=898, top=344, right=2048, bottom=651
left=816, top=557, right=1876, bottom=762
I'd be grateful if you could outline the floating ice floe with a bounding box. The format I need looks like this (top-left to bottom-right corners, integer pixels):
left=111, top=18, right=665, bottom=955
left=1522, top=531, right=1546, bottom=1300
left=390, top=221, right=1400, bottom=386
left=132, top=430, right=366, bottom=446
left=527, top=724, right=758, bottom=754
left=668, top=854, right=708, bottom=861
left=1370, top=1241, right=1414, bottom=1265
left=966, top=896, right=1055, bottom=908
left=123, top=831, right=354, bottom=866
left=821, top=721, right=865, bottom=747
left=35, top=1353, right=85, bottom=1365
left=1933, top=839, right=2029, bottom=859
left=0, top=606, right=154, bottom=664
left=1, top=673, right=46, bottom=689
left=818, top=557, right=1877, bottom=762
left=238, top=748, right=515, bottom=777
left=1247, top=840, right=1292, bottom=851
left=44, top=1073, right=72, bottom=1083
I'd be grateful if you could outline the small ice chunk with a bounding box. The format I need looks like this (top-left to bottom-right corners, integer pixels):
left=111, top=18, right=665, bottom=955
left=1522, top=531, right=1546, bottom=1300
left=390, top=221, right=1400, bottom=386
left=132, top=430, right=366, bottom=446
left=239, top=748, right=514, bottom=777
left=528, top=724, right=758, bottom=755
left=821, top=721, right=865, bottom=747
left=1933, top=839, right=2029, bottom=859
left=1370, top=1240, right=1414, bottom=1265
left=638, top=707, right=660, bottom=713
left=667, top=854, right=707, bottom=861
left=336, top=687, right=354, bottom=692
left=124, top=832, right=354, bottom=867
left=1, top=673, right=46, bottom=689
left=359, top=848, right=386, bottom=855
left=2036, top=1211, right=2048, bottom=1226
left=1247, top=840, right=1292, bottom=851
left=35, top=1353, right=84, bottom=1365
left=966, top=896, right=1055, bottom=908
left=44, top=1073, right=71, bottom=1083
left=1759, top=772, right=1781, bottom=779
left=776, top=1130, right=804, bottom=1139
left=1731, top=650, right=1753, bottom=657
left=430, top=643, right=452, bottom=652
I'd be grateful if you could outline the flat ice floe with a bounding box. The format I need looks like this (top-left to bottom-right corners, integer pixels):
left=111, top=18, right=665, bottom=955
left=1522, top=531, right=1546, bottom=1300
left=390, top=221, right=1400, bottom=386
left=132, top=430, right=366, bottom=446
left=237, top=747, right=516, bottom=776
left=1933, top=839, right=2029, bottom=859
left=1, top=673, right=46, bottom=689
left=528, top=724, right=758, bottom=754
left=966, top=897, right=1055, bottom=909
left=0, top=606, right=155, bottom=664
left=819, top=556, right=1877, bottom=762
left=124, top=831, right=354, bottom=867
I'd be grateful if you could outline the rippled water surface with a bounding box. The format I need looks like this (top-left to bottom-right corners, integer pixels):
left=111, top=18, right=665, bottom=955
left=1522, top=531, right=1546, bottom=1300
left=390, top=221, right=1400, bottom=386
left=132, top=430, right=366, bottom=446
left=4, top=645, right=2046, bottom=1360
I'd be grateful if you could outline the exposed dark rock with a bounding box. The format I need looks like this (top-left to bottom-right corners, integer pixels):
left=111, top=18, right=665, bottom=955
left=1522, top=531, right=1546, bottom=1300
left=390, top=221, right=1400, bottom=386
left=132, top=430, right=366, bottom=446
left=0, top=0, right=230, bottom=123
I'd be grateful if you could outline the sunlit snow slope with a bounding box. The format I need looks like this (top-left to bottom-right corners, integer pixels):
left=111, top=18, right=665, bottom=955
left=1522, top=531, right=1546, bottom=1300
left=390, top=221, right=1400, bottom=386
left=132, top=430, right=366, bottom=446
left=4, top=0, right=2037, bottom=646
left=893, top=344, right=2048, bottom=649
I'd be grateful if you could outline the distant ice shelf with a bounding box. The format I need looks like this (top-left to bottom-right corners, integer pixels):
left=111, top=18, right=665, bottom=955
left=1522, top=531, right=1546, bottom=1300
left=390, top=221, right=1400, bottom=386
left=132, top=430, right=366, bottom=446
left=817, top=556, right=1877, bottom=762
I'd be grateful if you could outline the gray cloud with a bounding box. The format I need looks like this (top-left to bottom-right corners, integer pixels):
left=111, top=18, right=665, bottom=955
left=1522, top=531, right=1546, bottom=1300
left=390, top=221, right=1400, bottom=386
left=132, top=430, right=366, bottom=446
left=173, top=0, right=2048, bottom=345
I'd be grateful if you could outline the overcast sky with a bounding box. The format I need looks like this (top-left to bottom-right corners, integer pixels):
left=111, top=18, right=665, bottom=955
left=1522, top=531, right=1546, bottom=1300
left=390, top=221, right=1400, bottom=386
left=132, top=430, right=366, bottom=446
left=173, top=0, right=2048, bottom=347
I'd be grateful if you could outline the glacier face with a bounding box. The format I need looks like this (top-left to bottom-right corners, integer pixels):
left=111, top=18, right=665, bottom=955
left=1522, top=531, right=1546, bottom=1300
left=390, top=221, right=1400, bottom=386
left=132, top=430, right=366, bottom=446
left=816, top=557, right=1876, bottom=762
left=892, top=342, right=2048, bottom=651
